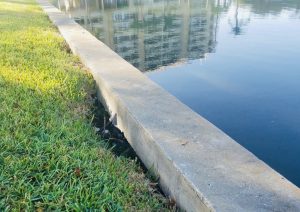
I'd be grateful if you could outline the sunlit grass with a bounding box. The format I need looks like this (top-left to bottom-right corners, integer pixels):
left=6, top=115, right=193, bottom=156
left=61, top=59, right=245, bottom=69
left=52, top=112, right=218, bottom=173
left=0, top=0, right=168, bottom=210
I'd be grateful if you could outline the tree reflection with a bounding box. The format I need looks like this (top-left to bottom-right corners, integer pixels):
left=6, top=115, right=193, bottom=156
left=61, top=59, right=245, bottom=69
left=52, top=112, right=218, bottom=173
left=229, top=0, right=250, bottom=36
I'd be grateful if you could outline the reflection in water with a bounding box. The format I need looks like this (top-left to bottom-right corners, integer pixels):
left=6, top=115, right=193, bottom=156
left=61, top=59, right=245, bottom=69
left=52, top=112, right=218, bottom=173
left=57, top=0, right=223, bottom=71
left=244, top=0, right=300, bottom=15
left=229, top=1, right=250, bottom=35
left=56, top=0, right=300, bottom=187
left=56, top=0, right=300, bottom=71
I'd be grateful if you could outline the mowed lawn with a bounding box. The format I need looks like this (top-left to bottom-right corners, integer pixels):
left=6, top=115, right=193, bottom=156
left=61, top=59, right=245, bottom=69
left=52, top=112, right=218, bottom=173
left=0, top=0, right=168, bottom=210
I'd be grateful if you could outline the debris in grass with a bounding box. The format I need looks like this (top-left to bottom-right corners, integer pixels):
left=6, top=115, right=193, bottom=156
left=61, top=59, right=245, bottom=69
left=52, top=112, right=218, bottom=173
left=74, top=168, right=81, bottom=177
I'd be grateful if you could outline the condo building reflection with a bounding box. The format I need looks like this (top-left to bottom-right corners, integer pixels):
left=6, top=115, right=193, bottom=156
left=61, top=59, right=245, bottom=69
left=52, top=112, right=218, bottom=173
left=55, top=0, right=300, bottom=71
left=57, top=0, right=225, bottom=71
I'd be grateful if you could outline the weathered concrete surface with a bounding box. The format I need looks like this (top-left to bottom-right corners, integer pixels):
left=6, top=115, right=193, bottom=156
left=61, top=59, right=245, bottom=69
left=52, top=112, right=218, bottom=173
left=38, top=0, right=300, bottom=211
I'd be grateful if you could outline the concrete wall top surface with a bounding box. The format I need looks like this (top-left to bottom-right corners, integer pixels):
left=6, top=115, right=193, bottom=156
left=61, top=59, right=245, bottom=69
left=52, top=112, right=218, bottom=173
left=38, top=0, right=300, bottom=211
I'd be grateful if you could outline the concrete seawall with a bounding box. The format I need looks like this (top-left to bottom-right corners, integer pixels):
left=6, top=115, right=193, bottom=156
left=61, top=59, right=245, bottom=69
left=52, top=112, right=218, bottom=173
left=38, top=0, right=300, bottom=211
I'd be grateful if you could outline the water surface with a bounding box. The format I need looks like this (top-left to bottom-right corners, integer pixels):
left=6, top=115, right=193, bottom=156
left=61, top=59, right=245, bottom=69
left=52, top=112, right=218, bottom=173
left=55, top=0, right=300, bottom=187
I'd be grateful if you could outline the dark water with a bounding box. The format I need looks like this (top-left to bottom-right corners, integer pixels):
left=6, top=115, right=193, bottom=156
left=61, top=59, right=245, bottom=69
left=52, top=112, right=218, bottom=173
left=55, top=0, right=300, bottom=187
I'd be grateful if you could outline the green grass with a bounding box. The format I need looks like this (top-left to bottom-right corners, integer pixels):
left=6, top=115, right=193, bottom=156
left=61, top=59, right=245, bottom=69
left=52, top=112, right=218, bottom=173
left=0, top=0, right=169, bottom=210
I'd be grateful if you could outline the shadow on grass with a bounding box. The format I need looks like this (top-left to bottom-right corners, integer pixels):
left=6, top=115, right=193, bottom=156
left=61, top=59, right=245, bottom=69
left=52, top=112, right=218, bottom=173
left=0, top=74, right=175, bottom=210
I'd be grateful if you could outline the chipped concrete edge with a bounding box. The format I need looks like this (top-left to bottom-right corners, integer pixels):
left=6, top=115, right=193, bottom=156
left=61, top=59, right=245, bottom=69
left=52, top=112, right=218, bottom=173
left=37, top=0, right=300, bottom=211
